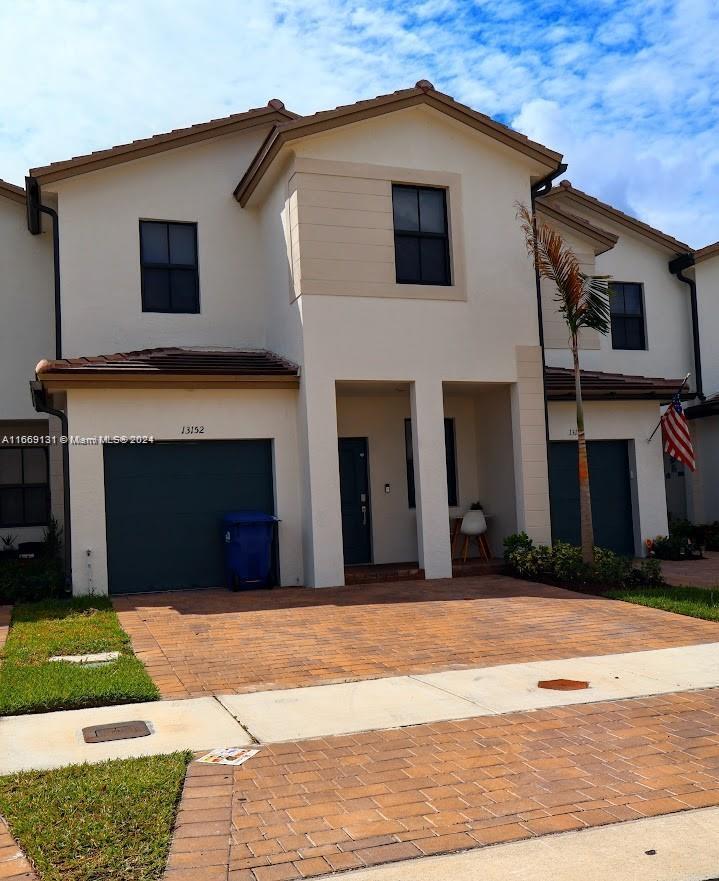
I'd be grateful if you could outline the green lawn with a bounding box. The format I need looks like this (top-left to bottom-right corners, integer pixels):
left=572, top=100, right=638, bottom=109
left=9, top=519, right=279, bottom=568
left=0, top=597, right=159, bottom=715
left=607, top=584, right=719, bottom=622
left=0, top=753, right=190, bottom=881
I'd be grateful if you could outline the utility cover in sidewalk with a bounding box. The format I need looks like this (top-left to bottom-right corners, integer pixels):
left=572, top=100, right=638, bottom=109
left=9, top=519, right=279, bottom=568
left=82, top=721, right=151, bottom=743
left=537, top=678, right=589, bottom=691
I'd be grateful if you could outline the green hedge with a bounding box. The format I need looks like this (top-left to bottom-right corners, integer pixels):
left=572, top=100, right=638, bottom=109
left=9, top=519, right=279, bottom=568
left=0, top=558, right=64, bottom=604
left=504, top=533, right=664, bottom=589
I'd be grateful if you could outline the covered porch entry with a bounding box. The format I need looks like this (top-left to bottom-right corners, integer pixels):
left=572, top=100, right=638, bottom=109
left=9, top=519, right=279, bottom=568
left=334, top=380, right=519, bottom=581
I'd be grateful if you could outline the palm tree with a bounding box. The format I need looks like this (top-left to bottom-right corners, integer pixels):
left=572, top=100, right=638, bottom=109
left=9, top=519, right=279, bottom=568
left=516, top=202, right=611, bottom=564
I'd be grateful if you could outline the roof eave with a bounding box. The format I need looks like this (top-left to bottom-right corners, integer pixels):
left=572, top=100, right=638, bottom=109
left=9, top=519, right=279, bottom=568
left=31, top=107, right=297, bottom=187
left=36, top=371, right=300, bottom=392
left=235, top=89, right=563, bottom=207
left=0, top=180, right=25, bottom=204
left=695, top=242, right=719, bottom=264
left=542, top=187, right=689, bottom=254
left=537, top=203, right=618, bottom=255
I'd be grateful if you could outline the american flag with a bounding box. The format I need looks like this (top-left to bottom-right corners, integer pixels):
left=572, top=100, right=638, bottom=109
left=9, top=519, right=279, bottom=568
left=661, top=393, right=696, bottom=471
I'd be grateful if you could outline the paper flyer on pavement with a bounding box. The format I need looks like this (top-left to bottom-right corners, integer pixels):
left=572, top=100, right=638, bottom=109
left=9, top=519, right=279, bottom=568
left=196, top=747, right=260, bottom=766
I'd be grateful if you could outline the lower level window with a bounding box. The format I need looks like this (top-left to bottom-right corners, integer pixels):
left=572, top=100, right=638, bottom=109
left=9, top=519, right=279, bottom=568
left=0, top=447, right=49, bottom=527
left=405, top=418, right=458, bottom=507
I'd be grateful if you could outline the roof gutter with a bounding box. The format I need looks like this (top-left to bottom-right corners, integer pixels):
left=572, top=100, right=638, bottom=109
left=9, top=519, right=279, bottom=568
left=26, top=176, right=62, bottom=359
left=30, top=381, right=72, bottom=592
left=668, top=253, right=704, bottom=401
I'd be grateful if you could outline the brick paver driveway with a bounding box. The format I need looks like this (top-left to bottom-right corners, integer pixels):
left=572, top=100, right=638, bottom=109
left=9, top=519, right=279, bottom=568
left=660, top=551, right=719, bottom=588
left=114, top=575, right=719, bottom=699
left=166, top=687, right=719, bottom=881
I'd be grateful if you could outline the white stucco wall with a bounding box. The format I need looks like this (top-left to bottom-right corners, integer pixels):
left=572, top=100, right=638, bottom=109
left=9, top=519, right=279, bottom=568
left=544, top=211, right=693, bottom=385
left=548, top=400, right=668, bottom=553
left=49, top=127, right=276, bottom=358
left=0, top=196, right=54, bottom=417
left=695, top=254, right=719, bottom=398
left=64, top=387, right=302, bottom=595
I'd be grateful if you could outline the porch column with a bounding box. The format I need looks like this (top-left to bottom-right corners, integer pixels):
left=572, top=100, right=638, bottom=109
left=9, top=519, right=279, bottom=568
left=298, top=375, right=345, bottom=588
left=511, top=346, right=552, bottom=544
left=410, top=379, right=452, bottom=579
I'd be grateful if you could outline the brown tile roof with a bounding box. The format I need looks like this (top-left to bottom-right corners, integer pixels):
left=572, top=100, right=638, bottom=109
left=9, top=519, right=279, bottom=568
left=540, top=180, right=690, bottom=253
left=696, top=241, right=719, bottom=263
left=686, top=391, right=719, bottom=419
left=30, top=102, right=298, bottom=185
left=36, top=347, right=299, bottom=377
left=545, top=366, right=686, bottom=401
left=0, top=178, right=25, bottom=204
left=536, top=201, right=618, bottom=254
left=235, top=81, right=563, bottom=205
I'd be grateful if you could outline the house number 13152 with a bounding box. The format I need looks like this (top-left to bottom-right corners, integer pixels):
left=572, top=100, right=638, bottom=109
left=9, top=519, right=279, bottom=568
left=181, top=425, right=205, bottom=434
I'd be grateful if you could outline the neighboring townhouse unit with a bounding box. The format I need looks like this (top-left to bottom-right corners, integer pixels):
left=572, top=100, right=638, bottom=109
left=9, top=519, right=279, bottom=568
left=538, top=181, right=699, bottom=550
left=0, top=81, right=714, bottom=596
left=0, top=180, right=63, bottom=547
left=687, top=242, right=719, bottom=522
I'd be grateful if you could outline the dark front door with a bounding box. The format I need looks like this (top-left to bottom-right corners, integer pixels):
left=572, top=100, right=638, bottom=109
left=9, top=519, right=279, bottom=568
left=104, top=440, right=274, bottom=594
left=549, top=440, right=635, bottom=556
left=338, top=437, right=371, bottom=566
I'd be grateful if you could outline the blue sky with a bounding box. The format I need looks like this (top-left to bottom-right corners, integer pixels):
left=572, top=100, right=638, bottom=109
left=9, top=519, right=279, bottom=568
left=1, top=0, right=717, bottom=246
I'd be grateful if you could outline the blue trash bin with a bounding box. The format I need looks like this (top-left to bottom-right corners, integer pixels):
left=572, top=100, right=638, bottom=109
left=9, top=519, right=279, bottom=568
left=222, top=511, right=279, bottom=590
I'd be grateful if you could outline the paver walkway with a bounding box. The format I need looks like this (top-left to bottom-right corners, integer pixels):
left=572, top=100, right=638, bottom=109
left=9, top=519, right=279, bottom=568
left=0, top=815, right=37, bottom=880
left=661, top=550, right=719, bottom=588
left=115, top=577, right=719, bottom=699
left=165, top=687, right=719, bottom=881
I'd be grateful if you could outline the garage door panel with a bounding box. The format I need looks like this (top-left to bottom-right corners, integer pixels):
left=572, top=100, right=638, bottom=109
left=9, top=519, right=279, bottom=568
left=549, top=440, right=634, bottom=556
left=104, top=440, right=274, bottom=594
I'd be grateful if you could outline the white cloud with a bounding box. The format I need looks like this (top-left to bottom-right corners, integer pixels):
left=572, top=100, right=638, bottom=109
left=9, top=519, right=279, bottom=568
left=0, top=0, right=716, bottom=246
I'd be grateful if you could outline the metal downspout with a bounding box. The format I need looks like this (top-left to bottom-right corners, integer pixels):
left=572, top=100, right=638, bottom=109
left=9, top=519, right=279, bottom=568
left=669, top=253, right=704, bottom=401
left=530, top=163, right=568, bottom=538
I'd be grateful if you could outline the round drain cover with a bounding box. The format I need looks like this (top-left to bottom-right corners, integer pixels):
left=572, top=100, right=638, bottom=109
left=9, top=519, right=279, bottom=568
left=537, top=678, right=589, bottom=691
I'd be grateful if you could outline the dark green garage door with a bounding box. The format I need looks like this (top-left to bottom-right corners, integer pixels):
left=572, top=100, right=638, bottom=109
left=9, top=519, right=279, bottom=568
left=549, top=440, right=635, bottom=556
left=104, top=440, right=274, bottom=594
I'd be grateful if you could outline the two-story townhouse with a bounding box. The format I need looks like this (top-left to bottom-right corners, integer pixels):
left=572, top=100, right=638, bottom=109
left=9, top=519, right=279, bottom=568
left=0, top=180, right=63, bottom=549
left=26, top=83, right=566, bottom=595
left=11, top=81, right=713, bottom=597
left=687, top=242, right=719, bottom=522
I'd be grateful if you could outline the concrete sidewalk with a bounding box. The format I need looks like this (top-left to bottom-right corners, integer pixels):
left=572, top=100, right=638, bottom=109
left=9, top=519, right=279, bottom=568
left=3, top=641, right=719, bottom=773
left=329, top=807, right=719, bottom=881
left=221, top=641, right=719, bottom=741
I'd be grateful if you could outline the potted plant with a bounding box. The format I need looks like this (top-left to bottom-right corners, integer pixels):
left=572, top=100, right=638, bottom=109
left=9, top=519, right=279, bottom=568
left=0, top=535, right=18, bottom=560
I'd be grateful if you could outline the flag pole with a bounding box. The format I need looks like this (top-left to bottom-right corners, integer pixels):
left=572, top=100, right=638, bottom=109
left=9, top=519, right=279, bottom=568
left=647, top=373, right=691, bottom=442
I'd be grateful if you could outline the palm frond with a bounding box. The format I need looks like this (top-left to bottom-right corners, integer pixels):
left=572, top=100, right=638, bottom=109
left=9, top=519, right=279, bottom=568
left=516, top=202, right=611, bottom=337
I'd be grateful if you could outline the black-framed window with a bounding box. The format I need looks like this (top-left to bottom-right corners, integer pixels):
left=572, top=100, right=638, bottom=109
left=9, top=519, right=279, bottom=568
left=610, top=282, right=645, bottom=350
left=0, top=447, right=49, bottom=527
left=405, top=418, right=458, bottom=508
left=139, top=220, right=199, bottom=313
left=392, top=184, right=451, bottom=285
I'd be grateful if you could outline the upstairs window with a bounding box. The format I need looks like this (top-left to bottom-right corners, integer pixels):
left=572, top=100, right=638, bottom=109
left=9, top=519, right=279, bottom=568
left=610, top=282, right=645, bottom=350
left=0, top=447, right=49, bottom=527
left=392, top=185, right=451, bottom=285
left=140, top=220, right=199, bottom=313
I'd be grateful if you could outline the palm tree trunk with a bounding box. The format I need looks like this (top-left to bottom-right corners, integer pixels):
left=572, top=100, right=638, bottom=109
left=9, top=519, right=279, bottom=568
left=573, top=338, right=595, bottom=564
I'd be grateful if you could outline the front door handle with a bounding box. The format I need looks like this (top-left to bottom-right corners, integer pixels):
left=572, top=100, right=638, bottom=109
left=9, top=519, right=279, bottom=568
left=361, top=505, right=367, bottom=526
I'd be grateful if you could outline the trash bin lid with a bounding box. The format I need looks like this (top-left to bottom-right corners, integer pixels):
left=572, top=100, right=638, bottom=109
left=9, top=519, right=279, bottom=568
left=222, top=511, right=279, bottom=525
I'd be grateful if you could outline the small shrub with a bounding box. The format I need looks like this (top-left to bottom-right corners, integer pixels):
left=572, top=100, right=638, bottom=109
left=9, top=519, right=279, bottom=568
left=0, top=558, right=64, bottom=604
left=503, top=533, right=664, bottom=590
left=552, top=542, right=589, bottom=583
left=650, top=533, right=701, bottom=561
